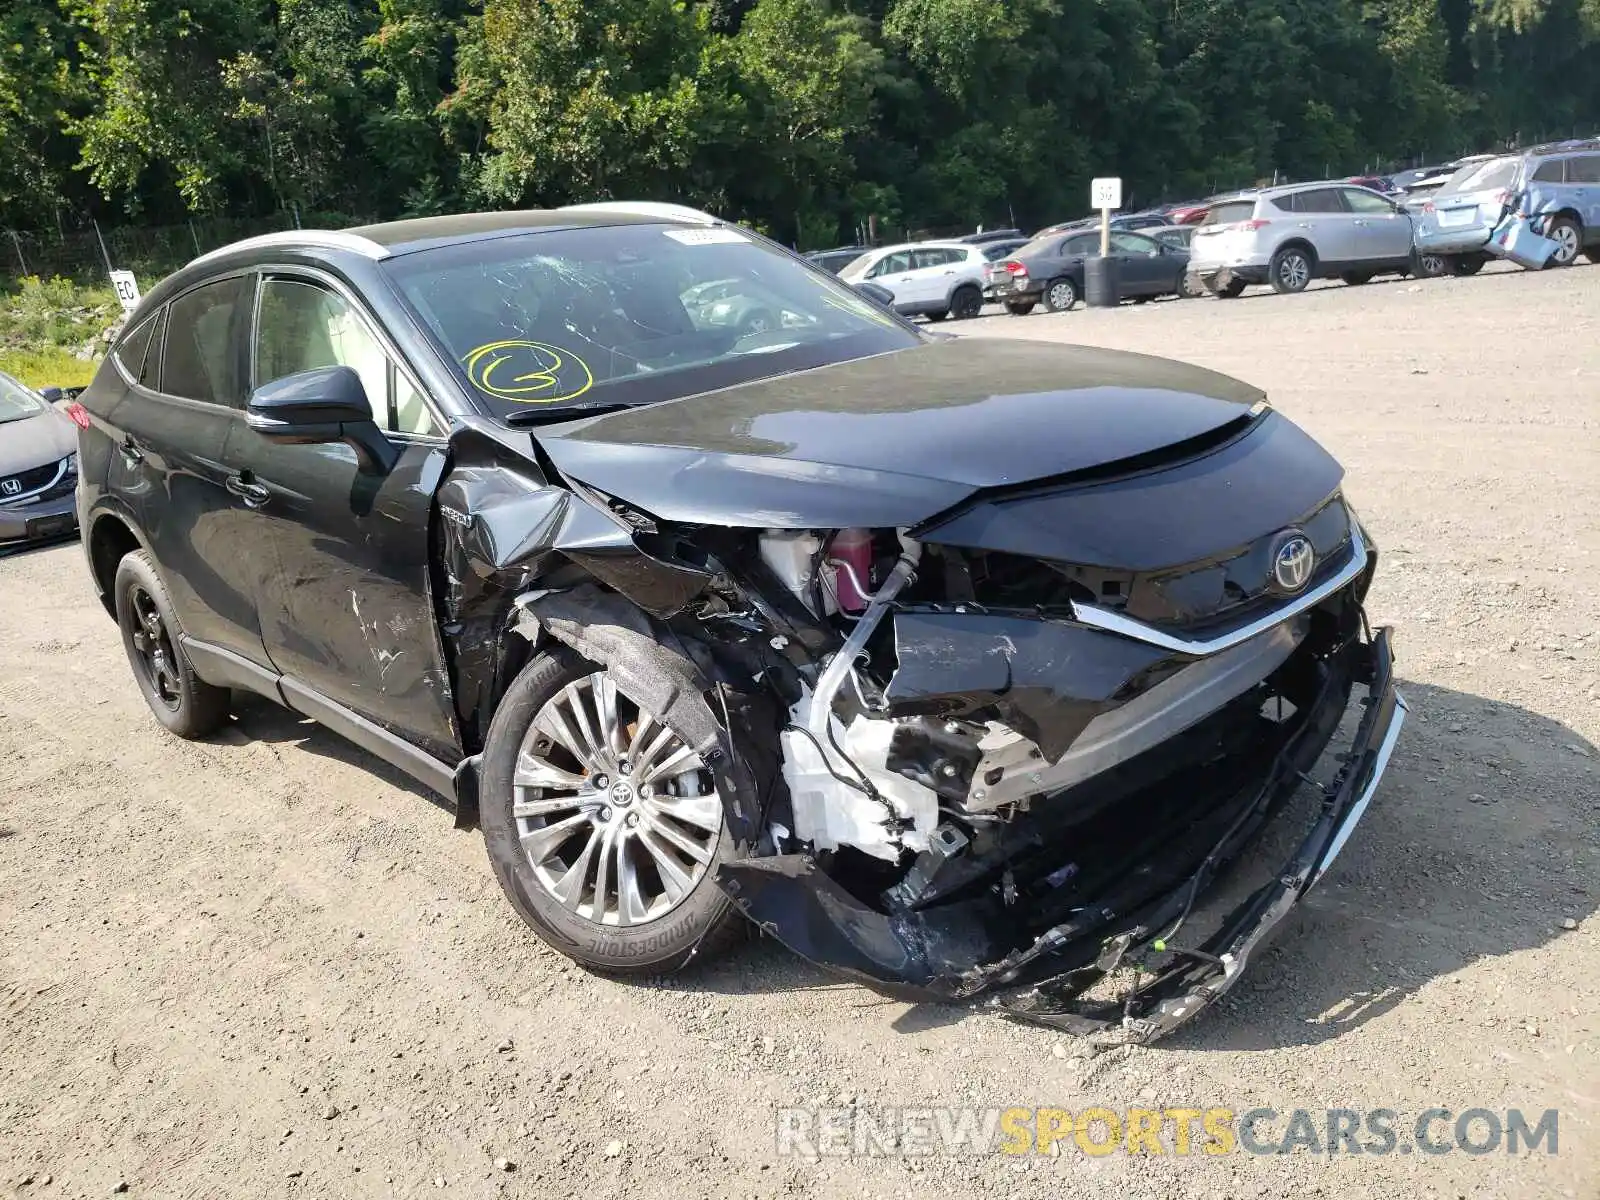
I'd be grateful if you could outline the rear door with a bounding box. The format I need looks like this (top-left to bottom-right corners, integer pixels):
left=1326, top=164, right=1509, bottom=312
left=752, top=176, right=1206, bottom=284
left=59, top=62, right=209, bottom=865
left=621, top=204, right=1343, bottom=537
left=1563, top=155, right=1600, bottom=240
left=106, top=273, right=273, bottom=667
left=227, top=269, right=460, bottom=761
left=903, top=247, right=961, bottom=306
left=1341, top=187, right=1412, bottom=263
left=1285, top=188, right=1356, bottom=265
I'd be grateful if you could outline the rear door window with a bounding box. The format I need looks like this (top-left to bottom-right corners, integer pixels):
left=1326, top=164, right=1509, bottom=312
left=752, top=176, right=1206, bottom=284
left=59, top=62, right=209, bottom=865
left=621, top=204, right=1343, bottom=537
left=161, top=276, right=250, bottom=406
left=1567, top=155, right=1600, bottom=183
left=1530, top=159, right=1567, bottom=184
left=1293, top=189, right=1349, bottom=213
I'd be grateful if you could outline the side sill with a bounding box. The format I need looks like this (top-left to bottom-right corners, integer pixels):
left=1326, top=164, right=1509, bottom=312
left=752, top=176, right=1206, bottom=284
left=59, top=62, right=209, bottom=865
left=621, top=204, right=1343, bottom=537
left=180, top=636, right=286, bottom=703
left=280, top=676, right=458, bottom=803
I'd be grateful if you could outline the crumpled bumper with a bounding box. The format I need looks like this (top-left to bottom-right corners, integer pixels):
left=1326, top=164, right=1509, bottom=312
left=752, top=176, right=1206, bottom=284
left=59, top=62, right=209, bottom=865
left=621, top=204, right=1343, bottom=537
left=717, top=627, right=1405, bottom=1044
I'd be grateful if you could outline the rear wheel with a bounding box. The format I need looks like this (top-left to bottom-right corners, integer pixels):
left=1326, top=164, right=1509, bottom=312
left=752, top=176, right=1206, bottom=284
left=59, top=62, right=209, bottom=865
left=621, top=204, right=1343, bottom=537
left=1204, top=275, right=1246, bottom=299
left=114, top=550, right=229, bottom=739
left=1178, top=272, right=1205, bottom=299
left=1004, top=300, right=1036, bottom=316
left=1340, top=270, right=1374, bottom=286
left=924, top=309, right=948, bottom=323
left=1413, top=251, right=1447, bottom=277
left=1269, top=246, right=1313, bottom=293
left=1545, top=216, right=1581, bottom=267
left=949, top=285, right=984, bottom=320
left=1450, top=254, right=1486, bottom=276
left=1043, top=277, right=1078, bottom=312
left=479, top=647, right=745, bottom=974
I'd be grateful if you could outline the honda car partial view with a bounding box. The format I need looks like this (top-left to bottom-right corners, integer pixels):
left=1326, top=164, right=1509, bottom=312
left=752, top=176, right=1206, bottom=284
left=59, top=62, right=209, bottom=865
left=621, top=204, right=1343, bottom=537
left=74, top=204, right=1406, bottom=1044
left=1, top=370, right=81, bottom=547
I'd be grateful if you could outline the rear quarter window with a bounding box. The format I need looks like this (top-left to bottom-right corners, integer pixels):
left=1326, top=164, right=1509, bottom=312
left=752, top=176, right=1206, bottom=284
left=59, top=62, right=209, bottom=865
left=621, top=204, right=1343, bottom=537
left=161, top=276, right=250, bottom=406
left=1567, top=156, right=1600, bottom=183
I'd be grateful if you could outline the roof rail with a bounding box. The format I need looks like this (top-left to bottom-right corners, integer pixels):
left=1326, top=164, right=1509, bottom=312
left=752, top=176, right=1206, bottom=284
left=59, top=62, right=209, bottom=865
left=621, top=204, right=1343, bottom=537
left=558, top=201, right=722, bottom=226
left=186, top=228, right=388, bottom=268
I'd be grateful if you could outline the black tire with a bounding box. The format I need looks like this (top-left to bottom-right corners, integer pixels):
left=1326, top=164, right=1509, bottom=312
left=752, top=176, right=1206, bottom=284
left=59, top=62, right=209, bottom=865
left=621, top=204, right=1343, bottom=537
left=1204, top=275, right=1246, bottom=299
left=949, top=285, right=983, bottom=320
left=1450, top=254, right=1486, bottom=276
left=1004, top=300, right=1036, bottom=316
left=1340, top=270, right=1374, bottom=286
left=114, top=550, right=229, bottom=739
left=479, top=646, right=746, bottom=975
left=924, top=309, right=948, bottom=323
left=1177, top=272, right=1204, bottom=299
left=1413, top=251, right=1448, bottom=278
left=1269, top=245, right=1313, bottom=293
left=1584, top=245, right=1600, bottom=265
left=1544, top=216, right=1581, bottom=267
left=1043, top=276, right=1078, bottom=312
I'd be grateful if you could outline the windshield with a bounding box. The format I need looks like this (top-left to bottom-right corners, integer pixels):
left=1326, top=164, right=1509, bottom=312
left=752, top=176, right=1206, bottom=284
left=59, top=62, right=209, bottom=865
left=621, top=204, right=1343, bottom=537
left=0, top=372, right=47, bottom=424
left=1440, top=157, right=1517, bottom=195
left=385, top=223, right=919, bottom=419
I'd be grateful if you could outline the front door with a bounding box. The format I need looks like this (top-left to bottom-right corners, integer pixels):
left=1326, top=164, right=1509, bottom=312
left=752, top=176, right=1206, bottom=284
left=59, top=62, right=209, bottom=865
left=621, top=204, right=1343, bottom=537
left=1341, top=188, right=1412, bottom=262
left=227, top=271, right=460, bottom=762
left=1109, top=231, right=1171, bottom=295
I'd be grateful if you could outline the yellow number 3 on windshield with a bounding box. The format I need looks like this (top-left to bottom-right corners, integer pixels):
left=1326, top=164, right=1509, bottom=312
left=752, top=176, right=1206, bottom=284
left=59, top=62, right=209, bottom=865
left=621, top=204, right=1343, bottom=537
left=462, top=339, right=594, bottom=404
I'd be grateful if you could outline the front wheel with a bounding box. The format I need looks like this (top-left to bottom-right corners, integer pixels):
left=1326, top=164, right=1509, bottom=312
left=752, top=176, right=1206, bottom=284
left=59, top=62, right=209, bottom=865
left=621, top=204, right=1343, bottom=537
left=479, top=647, right=745, bottom=975
left=114, top=550, right=230, bottom=739
left=1043, top=277, right=1078, bottom=312
left=1269, top=247, right=1313, bottom=293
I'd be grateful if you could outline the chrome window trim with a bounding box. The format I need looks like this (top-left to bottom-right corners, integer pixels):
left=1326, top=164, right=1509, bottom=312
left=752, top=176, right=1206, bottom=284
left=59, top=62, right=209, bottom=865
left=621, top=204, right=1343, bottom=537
left=1070, top=526, right=1369, bottom=657
left=0, top=458, right=70, bottom=507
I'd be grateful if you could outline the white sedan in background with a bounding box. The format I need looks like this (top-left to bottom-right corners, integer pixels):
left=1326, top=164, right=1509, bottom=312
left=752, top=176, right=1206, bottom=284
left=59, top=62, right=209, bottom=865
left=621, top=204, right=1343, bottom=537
left=837, top=242, right=990, bottom=321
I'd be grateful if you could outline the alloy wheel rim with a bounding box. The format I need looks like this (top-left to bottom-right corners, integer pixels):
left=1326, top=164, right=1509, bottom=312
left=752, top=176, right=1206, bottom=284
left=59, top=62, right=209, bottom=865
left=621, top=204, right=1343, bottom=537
left=1280, top=255, right=1309, bottom=289
left=1552, top=226, right=1578, bottom=263
left=1050, top=282, right=1074, bottom=308
left=1420, top=254, right=1443, bottom=275
left=129, top=586, right=182, bottom=711
left=514, top=672, right=723, bottom=927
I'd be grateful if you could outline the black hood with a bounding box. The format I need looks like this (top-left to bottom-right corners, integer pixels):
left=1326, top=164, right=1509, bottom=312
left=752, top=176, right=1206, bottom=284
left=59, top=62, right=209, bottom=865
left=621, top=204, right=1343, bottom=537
left=536, top=340, right=1267, bottom=529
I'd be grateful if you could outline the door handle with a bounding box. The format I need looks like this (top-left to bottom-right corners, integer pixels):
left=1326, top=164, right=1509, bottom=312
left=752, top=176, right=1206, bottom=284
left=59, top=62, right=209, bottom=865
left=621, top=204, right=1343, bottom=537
left=226, top=473, right=270, bottom=508
left=942, top=270, right=955, bottom=275
left=119, top=437, right=143, bottom=465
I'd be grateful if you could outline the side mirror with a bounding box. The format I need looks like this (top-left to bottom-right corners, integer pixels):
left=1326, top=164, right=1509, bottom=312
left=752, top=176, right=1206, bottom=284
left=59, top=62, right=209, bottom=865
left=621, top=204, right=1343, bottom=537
left=246, top=365, right=398, bottom=474
left=852, top=281, right=897, bottom=310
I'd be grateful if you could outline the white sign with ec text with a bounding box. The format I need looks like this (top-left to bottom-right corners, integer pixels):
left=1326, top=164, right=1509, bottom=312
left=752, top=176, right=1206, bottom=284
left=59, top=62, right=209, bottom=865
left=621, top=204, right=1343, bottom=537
left=1090, top=177, right=1123, bottom=210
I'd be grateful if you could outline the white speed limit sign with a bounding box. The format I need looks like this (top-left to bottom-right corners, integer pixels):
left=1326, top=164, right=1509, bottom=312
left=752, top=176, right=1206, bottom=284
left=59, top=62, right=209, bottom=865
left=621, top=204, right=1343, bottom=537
left=1090, top=177, right=1123, bottom=210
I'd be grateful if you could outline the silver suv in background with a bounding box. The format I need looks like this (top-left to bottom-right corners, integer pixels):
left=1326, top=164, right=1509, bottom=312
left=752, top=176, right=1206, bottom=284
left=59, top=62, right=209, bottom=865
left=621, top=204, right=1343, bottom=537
left=1412, top=143, right=1600, bottom=273
left=1187, top=182, right=1417, bottom=297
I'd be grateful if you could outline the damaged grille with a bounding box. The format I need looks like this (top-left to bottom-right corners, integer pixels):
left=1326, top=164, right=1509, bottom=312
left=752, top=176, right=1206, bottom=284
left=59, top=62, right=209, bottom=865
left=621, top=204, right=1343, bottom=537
left=930, top=496, right=1354, bottom=633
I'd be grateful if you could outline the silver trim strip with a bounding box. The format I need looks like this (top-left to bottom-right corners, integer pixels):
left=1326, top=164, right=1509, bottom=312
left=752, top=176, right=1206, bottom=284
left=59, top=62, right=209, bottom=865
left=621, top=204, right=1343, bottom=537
left=1070, top=526, right=1369, bottom=657
left=1312, top=688, right=1408, bottom=883
left=187, top=229, right=387, bottom=270
left=0, top=458, right=69, bottom=507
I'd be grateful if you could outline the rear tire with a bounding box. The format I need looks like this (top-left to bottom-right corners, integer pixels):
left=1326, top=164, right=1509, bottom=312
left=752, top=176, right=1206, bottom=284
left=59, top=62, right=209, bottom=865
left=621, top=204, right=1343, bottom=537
left=1544, top=216, right=1581, bottom=267
left=1451, top=254, right=1486, bottom=276
left=1043, top=277, right=1078, bottom=312
left=924, top=309, right=948, bottom=323
left=949, top=285, right=984, bottom=320
left=114, top=550, right=229, bottom=739
left=1413, top=251, right=1447, bottom=277
left=1340, top=270, right=1373, bottom=286
left=1004, top=300, right=1036, bottom=316
left=1269, top=246, right=1313, bottom=293
left=479, top=646, right=746, bottom=975
left=1204, top=275, right=1246, bottom=299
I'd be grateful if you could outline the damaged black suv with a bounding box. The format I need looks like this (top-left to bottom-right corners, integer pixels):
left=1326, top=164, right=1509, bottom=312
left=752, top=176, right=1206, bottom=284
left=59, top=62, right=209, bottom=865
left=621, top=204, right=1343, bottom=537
left=76, top=203, right=1406, bottom=1044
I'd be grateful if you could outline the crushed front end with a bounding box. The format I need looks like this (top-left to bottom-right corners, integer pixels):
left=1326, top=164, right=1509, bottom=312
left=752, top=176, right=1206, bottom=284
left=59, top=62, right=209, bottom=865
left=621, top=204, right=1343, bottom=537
left=709, top=488, right=1405, bottom=1045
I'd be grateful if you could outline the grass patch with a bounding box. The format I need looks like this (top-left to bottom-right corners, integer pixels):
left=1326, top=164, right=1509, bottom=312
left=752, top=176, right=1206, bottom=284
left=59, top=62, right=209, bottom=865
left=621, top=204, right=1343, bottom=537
left=0, top=347, right=100, bottom=389
left=0, top=276, right=119, bottom=388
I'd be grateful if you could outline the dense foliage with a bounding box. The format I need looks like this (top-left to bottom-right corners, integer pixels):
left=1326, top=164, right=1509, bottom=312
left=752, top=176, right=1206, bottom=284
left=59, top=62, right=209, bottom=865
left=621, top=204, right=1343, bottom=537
left=2, top=0, right=1598, bottom=246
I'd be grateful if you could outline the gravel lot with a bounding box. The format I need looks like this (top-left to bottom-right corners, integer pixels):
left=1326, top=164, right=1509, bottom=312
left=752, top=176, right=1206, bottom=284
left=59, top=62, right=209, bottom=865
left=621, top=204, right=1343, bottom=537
left=3, top=261, right=1597, bottom=1200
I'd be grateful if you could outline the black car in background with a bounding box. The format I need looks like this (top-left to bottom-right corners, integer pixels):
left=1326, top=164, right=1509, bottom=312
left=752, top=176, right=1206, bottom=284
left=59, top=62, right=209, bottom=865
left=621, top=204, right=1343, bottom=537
left=73, top=204, right=1404, bottom=1044
left=805, top=245, right=870, bottom=274
left=986, top=227, right=1192, bottom=313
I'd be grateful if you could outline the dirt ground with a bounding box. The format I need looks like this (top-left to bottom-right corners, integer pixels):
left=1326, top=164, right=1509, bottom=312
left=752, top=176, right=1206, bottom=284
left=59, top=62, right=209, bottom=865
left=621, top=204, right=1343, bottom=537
left=3, top=261, right=1597, bottom=1200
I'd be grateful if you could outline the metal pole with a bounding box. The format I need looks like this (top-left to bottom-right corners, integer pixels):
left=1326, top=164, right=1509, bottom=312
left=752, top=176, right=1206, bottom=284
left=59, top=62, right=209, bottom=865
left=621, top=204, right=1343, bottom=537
left=1100, top=206, right=1110, bottom=258
left=92, top=218, right=114, bottom=276
left=189, top=219, right=202, bottom=255
left=8, top=230, right=27, bottom=276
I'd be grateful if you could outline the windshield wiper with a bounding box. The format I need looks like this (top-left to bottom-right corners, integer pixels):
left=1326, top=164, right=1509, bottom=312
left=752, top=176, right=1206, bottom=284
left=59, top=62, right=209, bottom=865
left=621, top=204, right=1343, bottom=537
left=500, top=401, right=636, bottom=427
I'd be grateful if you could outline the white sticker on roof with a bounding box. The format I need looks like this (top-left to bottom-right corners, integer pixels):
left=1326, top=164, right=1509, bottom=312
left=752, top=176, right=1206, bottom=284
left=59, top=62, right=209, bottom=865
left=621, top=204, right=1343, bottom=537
left=663, top=228, right=749, bottom=245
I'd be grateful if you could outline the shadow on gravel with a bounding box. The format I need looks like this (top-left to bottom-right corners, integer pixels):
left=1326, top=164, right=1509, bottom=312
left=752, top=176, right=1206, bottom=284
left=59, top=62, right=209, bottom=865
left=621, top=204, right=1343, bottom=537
left=691, top=679, right=1598, bottom=1051
left=225, top=691, right=454, bottom=813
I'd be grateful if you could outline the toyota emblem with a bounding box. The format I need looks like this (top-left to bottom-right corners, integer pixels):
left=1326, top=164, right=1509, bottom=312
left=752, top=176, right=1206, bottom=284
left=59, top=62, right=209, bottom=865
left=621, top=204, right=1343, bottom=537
left=1271, top=533, right=1316, bottom=593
